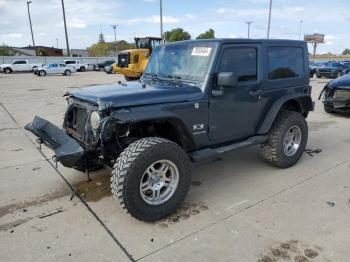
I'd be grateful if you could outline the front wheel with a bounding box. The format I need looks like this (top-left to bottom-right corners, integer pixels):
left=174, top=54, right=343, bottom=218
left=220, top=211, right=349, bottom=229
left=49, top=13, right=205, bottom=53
left=111, top=137, right=191, bottom=221
left=80, top=66, right=86, bottom=72
left=39, top=70, right=46, bottom=76
left=261, top=111, right=308, bottom=168
left=64, top=70, right=71, bottom=76
left=4, top=68, right=12, bottom=74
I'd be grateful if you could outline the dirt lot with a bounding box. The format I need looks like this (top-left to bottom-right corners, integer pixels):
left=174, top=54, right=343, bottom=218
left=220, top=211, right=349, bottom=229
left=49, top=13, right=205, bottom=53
left=0, top=72, right=350, bottom=262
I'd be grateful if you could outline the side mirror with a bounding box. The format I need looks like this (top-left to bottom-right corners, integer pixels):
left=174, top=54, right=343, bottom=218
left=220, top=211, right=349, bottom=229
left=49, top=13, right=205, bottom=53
left=217, top=72, right=238, bottom=87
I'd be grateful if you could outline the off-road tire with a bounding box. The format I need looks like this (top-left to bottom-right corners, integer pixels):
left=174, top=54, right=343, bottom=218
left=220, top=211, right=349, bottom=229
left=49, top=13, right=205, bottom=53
left=111, top=137, right=191, bottom=221
left=261, top=111, right=308, bottom=168
left=324, top=103, right=334, bottom=113
left=4, top=68, right=12, bottom=74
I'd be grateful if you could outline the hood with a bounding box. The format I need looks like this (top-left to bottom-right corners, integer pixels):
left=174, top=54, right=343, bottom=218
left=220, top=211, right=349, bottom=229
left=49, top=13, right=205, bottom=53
left=0, top=64, right=11, bottom=68
left=328, top=74, right=350, bottom=89
left=68, top=81, right=204, bottom=110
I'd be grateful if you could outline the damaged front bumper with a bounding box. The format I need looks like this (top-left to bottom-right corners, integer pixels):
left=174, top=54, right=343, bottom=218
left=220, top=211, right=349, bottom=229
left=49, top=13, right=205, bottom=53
left=24, top=116, right=85, bottom=168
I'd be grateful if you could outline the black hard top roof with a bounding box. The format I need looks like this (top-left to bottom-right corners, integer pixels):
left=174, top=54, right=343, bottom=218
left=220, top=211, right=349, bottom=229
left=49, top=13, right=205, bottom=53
left=165, top=38, right=306, bottom=45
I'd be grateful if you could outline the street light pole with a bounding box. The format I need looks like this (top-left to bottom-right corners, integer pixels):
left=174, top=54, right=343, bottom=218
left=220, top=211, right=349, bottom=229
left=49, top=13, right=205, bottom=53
left=267, top=0, right=273, bottom=39
left=26, top=1, right=36, bottom=56
left=298, top=20, right=303, bottom=40
left=160, top=0, right=163, bottom=40
left=111, top=25, right=118, bottom=57
left=61, top=0, right=70, bottom=57
left=245, top=21, right=253, bottom=39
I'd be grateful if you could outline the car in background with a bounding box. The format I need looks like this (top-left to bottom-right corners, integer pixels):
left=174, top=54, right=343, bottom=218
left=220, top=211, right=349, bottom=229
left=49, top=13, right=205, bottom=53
left=104, top=64, right=115, bottom=74
left=93, top=60, right=116, bottom=71
left=64, top=60, right=91, bottom=72
left=316, top=62, right=346, bottom=79
left=341, top=61, right=350, bottom=75
left=34, top=63, right=76, bottom=76
left=319, top=74, right=350, bottom=113
left=0, top=60, right=42, bottom=74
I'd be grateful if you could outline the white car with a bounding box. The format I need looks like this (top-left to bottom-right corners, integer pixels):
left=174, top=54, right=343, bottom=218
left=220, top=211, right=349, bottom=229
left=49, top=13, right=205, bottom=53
left=34, top=63, right=76, bottom=76
left=0, top=60, right=42, bottom=74
left=64, top=60, right=91, bottom=72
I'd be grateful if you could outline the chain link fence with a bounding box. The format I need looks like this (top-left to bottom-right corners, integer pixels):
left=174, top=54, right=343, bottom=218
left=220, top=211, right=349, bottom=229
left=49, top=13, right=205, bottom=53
left=0, top=56, right=118, bottom=65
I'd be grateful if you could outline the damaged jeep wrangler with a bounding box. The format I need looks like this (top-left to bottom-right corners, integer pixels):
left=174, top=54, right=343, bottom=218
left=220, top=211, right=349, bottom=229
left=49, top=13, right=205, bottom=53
left=25, top=39, right=314, bottom=221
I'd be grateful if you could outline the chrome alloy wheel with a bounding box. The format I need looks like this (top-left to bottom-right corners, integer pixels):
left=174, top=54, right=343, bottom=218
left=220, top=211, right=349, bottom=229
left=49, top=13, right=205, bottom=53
left=283, top=125, right=302, bottom=157
left=139, top=160, right=179, bottom=205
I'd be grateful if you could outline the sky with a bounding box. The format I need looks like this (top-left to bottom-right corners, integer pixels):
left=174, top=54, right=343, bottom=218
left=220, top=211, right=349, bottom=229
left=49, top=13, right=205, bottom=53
left=0, top=0, right=349, bottom=54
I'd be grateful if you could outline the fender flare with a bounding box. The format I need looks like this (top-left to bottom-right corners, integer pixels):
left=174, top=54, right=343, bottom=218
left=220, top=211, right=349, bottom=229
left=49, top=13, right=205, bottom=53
left=257, top=94, right=314, bottom=134
left=103, top=108, right=196, bottom=150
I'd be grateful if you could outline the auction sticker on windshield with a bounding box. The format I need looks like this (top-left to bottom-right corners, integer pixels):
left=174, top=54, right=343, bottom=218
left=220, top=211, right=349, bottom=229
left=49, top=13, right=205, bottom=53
left=191, top=47, right=212, bottom=56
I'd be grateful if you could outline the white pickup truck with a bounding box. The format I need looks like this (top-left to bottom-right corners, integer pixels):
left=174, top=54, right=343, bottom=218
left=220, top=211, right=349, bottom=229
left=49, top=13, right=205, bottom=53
left=64, top=60, right=91, bottom=72
left=0, top=60, right=42, bottom=74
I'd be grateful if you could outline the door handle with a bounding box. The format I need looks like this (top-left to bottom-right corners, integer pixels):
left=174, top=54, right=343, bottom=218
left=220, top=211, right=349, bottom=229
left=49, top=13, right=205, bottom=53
left=249, top=90, right=262, bottom=97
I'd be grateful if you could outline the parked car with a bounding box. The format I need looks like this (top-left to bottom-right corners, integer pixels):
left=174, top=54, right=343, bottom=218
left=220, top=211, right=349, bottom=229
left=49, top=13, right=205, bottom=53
left=316, top=62, right=345, bottom=79
left=25, top=39, right=313, bottom=221
left=0, top=60, right=42, bottom=74
left=341, top=61, right=350, bottom=75
left=33, top=63, right=76, bottom=76
left=93, top=60, right=116, bottom=71
left=319, top=74, right=350, bottom=113
left=64, top=60, right=91, bottom=72
left=104, top=64, right=115, bottom=74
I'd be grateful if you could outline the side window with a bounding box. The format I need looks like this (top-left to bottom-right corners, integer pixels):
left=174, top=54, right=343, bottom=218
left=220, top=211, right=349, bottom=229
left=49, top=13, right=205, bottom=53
left=268, top=47, right=304, bottom=80
left=13, top=61, right=26, bottom=64
left=218, top=48, right=257, bottom=82
left=134, top=54, right=139, bottom=64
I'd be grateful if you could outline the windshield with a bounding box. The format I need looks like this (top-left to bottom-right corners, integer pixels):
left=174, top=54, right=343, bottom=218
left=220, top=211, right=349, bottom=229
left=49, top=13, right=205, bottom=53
left=143, top=42, right=218, bottom=83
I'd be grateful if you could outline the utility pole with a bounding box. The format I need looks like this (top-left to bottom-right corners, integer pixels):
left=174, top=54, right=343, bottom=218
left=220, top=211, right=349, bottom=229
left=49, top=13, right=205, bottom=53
left=26, top=1, right=36, bottom=56
left=160, top=0, right=163, bottom=40
left=298, top=20, right=303, bottom=40
left=267, top=0, right=273, bottom=39
left=111, top=25, right=118, bottom=57
left=61, top=0, right=70, bottom=56
left=56, top=38, right=59, bottom=49
left=245, top=21, right=253, bottom=39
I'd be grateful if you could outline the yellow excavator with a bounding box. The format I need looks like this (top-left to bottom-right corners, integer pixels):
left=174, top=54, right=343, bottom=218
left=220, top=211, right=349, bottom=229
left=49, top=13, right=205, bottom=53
left=112, top=36, right=162, bottom=81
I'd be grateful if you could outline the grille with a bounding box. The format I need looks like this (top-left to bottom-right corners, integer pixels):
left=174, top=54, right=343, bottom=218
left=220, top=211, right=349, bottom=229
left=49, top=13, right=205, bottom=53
left=73, top=106, right=88, bottom=135
left=118, top=53, right=130, bottom=68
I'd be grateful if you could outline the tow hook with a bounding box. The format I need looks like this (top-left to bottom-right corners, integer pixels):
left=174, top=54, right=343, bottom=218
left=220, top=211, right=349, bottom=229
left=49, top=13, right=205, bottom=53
left=36, top=138, right=43, bottom=150
left=52, top=155, right=58, bottom=168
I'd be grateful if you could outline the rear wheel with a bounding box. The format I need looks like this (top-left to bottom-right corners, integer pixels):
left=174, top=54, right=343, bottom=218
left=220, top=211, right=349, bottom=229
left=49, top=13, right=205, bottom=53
left=261, top=111, right=308, bottom=168
left=111, top=137, right=191, bottom=221
left=4, top=68, right=12, bottom=74
left=39, top=70, right=46, bottom=76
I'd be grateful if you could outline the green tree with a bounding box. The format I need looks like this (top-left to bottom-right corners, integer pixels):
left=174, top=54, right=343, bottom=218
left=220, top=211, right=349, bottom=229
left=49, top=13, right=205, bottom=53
left=0, top=44, right=17, bottom=56
left=164, top=28, right=191, bottom=42
left=342, top=48, right=350, bottom=55
left=37, top=48, right=48, bottom=56
left=88, top=41, right=133, bottom=56
left=196, top=29, right=215, bottom=39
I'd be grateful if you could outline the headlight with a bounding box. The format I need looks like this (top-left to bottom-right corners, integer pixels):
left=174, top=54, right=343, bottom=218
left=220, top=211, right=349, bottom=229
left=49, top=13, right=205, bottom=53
left=90, top=111, right=101, bottom=130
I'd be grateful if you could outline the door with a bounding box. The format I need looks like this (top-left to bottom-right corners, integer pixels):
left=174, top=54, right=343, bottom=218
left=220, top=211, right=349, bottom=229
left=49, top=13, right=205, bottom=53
left=13, top=61, right=27, bottom=71
left=209, top=45, right=265, bottom=142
